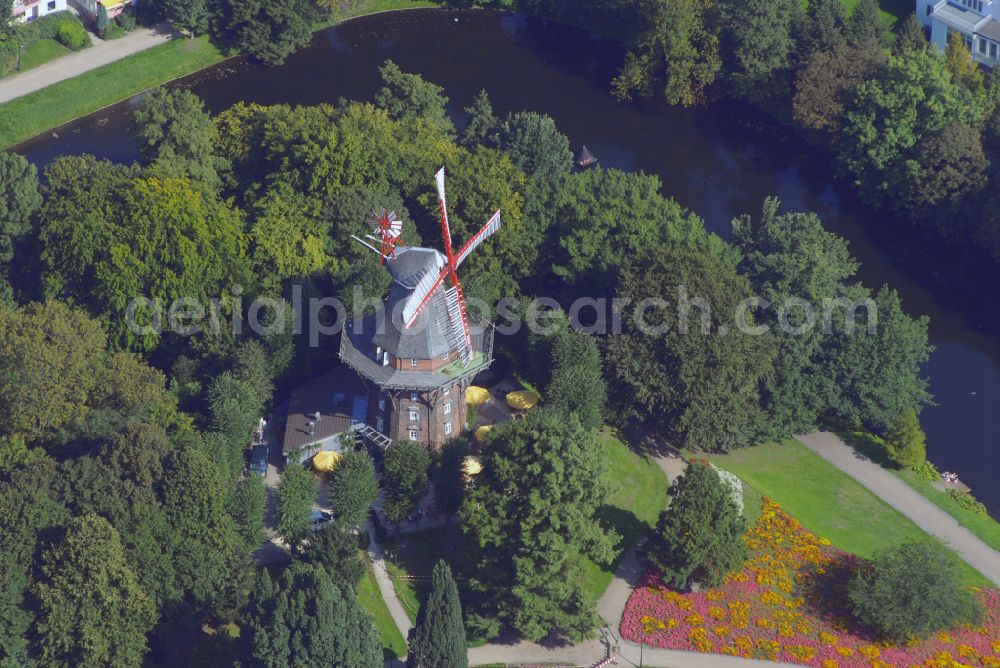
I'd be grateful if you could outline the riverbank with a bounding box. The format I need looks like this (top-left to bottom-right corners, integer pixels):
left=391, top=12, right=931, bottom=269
left=0, top=0, right=443, bottom=149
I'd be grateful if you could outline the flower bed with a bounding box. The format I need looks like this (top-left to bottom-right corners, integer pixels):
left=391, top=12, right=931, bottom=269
left=621, top=498, right=1000, bottom=667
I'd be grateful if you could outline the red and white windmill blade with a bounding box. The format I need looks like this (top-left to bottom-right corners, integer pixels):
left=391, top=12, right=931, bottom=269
left=401, top=167, right=502, bottom=361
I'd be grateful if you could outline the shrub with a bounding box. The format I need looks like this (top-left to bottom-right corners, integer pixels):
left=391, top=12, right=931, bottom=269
left=884, top=410, right=927, bottom=470
left=848, top=541, right=982, bottom=641
left=56, top=22, right=90, bottom=51
left=116, top=10, right=137, bottom=31
left=913, top=458, right=940, bottom=482
left=947, top=488, right=988, bottom=517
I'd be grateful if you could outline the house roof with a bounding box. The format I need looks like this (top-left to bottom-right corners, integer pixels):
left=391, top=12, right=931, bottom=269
left=282, top=366, right=366, bottom=453
left=979, top=18, right=1000, bottom=41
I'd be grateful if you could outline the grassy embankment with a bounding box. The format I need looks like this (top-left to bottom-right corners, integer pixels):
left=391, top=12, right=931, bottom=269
left=705, top=439, right=994, bottom=588
left=385, top=430, right=670, bottom=623
left=839, top=431, right=1000, bottom=553
left=18, top=39, right=70, bottom=72
left=357, top=555, right=409, bottom=661
left=0, top=0, right=443, bottom=149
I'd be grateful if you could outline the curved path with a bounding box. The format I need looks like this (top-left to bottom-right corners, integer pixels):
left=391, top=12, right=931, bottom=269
left=797, top=431, right=1000, bottom=587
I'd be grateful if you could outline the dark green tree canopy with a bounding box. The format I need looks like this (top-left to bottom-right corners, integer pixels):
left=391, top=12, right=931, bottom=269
left=407, top=560, right=467, bottom=668
left=229, top=0, right=317, bottom=67
left=327, top=449, right=379, bottom=527
left=375, top=60, right=456, bottom=137
left=494, top=111, right=573, bottom=180
left=461, top=409, right=619, bottom=641
left=646, top=461, right=748, bottom=588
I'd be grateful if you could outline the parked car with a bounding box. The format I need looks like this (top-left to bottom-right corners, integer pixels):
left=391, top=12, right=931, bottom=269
left=310, top=510, right=334, bottom=530
left=250, top=442, right=269, bottom=476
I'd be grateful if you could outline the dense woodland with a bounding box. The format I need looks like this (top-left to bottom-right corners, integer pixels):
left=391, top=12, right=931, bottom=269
left=0, top=51, right=938, bottom=662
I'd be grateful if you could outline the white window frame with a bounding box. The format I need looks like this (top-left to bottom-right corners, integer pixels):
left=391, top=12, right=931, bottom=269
left=444, top=421, right=453, bottom=436
left=409, top=409, right=419, bottom=422
left=376, top=416, right=384, bottom=432
left=410, top=358, right=419, bottom=368
left=378, top=397, right=385, bottom=411
left=443, top=402, right=452, bottom=415
left=408, top=429, right=418, bottom=441
left=410, top=391, right=418, bottom=402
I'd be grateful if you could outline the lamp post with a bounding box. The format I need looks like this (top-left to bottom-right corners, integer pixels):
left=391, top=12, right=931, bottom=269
left=15, top=41, right=25, bottom=72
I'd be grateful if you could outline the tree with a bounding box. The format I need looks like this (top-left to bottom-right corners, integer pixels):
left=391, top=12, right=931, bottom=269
left=250, top=183, right=331, bottom=290
left=407, top=560, right=467, bottom=668
left=229, top=474, right=266, bottom=550
left=33, top=514, right=156, bottom=667
left=133, top=88, right=228, bottom=192
left=849, top=541, right=981, bottom=640
left=276, top=463, right=317, bottom=545
left=0, top=0, right=14, bottom=38
left=297, top=521, right=365, bottom=589
left=382, top=440, right=429, bottom=531
left=945, top=31, right=984, bottom=90
left=494, top=111, right=573, bottom=180
left=848, top=0, right=888, bottom=45
left=0, top=301, right=175, bottom=445
left=611, top=0, right=720, bottom=106
left=230, top=0, right=316, bottom=66
left=375, top=60, right=455, bottom=137
left=898, top=12, right=928, bottom=54
left=646, top=461, right=748, bottom=588
left=545, top=329, right=606, bottom=431
left=884, top=410, right=927, bottom=470
left=718, top=0, right=796, bottom=100
left=432, top=439, right=469, bottom=528
left=839, top=50, right=987, bottom=210
left=732, top=198, right=860, bottom=435
left=158, top=0, right=212, bottom=37
left=793, top=39, right=886, bottom=136
left=605, top=243, right=777, bottom=451
left=528, top=167, right=732, bottom=298
left=0, top=152, right=41, bottom=279
left=461, top=89, right=497, bottom=146
left=248, top=564, right=381, bottom=668
left=96, top=3, right=110, bottom=37
left=795, top=0, right=846, bottom=62
left=904, top=121, right=987, bottom=209
left=161, top=445, right=245, bottom=618
left=461, top=410, right=619, bottom=641
left=826, top=286, right=933, bottom=431
left=326, top=450, right=379, bottom=527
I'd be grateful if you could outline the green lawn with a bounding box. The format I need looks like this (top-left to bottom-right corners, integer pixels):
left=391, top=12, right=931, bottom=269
left=0, top=36, right=226, bottom=148
left=580, top=429, right=670, bottom=602
left=18, top=39, right=70, bottom=72
left=840, top=431, right=1000, bottom=553
left=704, top=439, right=992, bottom=588
left=356, top=556, right=408, bottom=661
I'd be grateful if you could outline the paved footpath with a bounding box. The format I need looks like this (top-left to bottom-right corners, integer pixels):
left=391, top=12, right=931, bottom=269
left=798, top=431, right=1000, bottom=587
left=0, top=22, right=180, bottom=104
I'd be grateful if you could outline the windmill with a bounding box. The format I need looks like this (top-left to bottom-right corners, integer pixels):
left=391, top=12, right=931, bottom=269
left=351, top=207, right=404, bottom=265
left=400, top=168, right=501, bottom=363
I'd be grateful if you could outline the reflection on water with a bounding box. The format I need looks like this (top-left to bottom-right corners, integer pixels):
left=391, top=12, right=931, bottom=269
left=13, top=8, right=1000, bottom=515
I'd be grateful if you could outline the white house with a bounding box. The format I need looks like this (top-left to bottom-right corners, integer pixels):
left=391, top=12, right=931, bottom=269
left=11, top=0, right=67, bottom=23
left=918, top=0, right=1000, bottom=66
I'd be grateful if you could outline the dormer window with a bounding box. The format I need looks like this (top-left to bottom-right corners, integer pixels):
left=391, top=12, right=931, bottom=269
left=410, top=358, right=419, bottom=368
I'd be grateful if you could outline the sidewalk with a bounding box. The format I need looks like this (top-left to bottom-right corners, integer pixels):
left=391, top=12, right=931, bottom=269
left=0, top=21, right=180, bottom=104
left=798, top=430, right=1000, bottom=586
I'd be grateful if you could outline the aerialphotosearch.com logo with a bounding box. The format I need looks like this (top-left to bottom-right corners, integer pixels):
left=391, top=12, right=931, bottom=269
left=125, top=284, right=879, bottom=345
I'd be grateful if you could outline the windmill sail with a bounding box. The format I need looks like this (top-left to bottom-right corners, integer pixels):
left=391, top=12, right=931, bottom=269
left=401, top=267, right=448, bottom=328
left=434, top=168, right=454, bottom=256
left=455, top=209, right=501, bottom=268
left=437, top=286, right=472, bottom=362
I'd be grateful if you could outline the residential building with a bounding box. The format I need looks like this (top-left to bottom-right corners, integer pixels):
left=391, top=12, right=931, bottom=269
left=919, top=0, right=1000, bottom=66
left=12, top=0, right=67, bottom=23
left=78, top=0, right=133, bottom=20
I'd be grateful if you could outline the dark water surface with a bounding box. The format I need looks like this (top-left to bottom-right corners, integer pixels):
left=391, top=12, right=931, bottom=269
left=13, top=9, right=1000, bottom=514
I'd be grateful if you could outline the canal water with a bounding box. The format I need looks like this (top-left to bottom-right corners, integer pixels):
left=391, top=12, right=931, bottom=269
left=12, top=9, right=1000, bottom=515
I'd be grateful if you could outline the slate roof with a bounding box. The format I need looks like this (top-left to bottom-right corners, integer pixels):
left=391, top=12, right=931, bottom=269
left=979, top=18, right=1000, bottom=41
left=373, top=246, right=453, bottom=360
left=282, top=366, right=366, bottom=453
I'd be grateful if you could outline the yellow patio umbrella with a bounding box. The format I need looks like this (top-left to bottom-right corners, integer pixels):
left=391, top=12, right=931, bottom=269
left=474, top=425, right=492, bottom=443
left=462, top=456, right=483, bottom=476
left=506, top=390, right=540, bottom=411
left=466, top=385, right=490, bottom=406
left=312, top=450, right=342, bottom=472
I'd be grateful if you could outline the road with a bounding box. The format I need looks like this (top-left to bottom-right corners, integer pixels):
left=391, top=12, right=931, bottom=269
left=798, top=431, right=1000, bottom=586
left=0, top=22, right=179, bottom=104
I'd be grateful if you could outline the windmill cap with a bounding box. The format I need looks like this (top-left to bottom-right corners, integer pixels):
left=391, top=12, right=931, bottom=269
left=385, top=246, right=446, bottom=289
